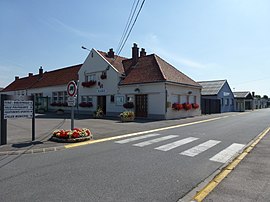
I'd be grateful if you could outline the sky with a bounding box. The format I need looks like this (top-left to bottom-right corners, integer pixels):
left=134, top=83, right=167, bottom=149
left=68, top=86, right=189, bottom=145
left=0, top=0, right=270, bottom=96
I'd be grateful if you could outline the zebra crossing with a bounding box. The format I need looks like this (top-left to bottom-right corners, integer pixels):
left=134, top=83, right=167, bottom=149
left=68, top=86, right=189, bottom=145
left=115, top=133, right=245, bottom=163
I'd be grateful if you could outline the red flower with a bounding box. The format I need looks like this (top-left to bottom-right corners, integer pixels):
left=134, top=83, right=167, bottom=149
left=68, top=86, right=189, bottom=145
left=183, top=103, right=192, bottom=110
left=192, top=103, right=199, bottom=109
left=172, top=103, right=183, bottom=110
left=72, top=131, right=80, bottom=138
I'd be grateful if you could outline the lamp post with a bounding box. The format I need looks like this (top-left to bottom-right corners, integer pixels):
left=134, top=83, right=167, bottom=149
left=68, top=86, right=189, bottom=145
left=81, top=46, right=91, bottom=52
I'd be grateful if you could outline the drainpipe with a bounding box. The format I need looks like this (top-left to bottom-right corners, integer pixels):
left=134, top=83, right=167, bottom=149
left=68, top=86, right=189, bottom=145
left=165, top=83, right=167, bottom=119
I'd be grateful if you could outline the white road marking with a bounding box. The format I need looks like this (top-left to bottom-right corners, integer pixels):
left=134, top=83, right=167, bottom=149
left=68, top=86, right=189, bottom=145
left=133, top=135, right=178, bottom=147
left=180, top=140, right=221, bottom=157
left=115, top=133, right=162, bottom=144
left=155, top=137, right=199, bottom=151
left=210, top=143, right=245, bottom=163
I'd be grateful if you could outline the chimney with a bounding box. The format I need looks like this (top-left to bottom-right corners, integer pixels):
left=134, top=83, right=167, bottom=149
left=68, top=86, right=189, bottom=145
left=107, top=48, right=114, bottom=58
left=132, top=43, right=139, bottom=65
left=252, top=92, right=255, bottom=97
left=39, top=66, right=43, bottom=77
left=140, top=48, right=146, bottom=57
left=29, top=73, right=33, bottom=77
left=15, top=76, right=19, bottom=80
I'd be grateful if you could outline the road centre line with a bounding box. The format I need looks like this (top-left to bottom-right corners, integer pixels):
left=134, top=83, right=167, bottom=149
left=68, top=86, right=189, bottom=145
left=65, top=115, right=230, bottom=149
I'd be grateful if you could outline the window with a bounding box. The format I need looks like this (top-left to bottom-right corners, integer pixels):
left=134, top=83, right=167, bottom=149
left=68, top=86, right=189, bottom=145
left=221, top=98, right=224, bottom=106
left=231, top=99, right=234, bottom=106
left=81, top=96, right=93, bottom=103
left=110, top=95, right=115, bottom=103
left=225, top=98, right=229, bottom=106
left=181, top=95, right=187, bottom=104
left=52, top=91, right=67, bottom=103
left=116, top=95, right=124, bottom=106
left=85, top=74, right=96, bottom=82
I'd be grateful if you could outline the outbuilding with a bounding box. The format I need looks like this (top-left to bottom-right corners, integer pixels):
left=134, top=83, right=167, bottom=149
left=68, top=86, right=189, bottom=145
left=198, top=80, right=235, bottom=114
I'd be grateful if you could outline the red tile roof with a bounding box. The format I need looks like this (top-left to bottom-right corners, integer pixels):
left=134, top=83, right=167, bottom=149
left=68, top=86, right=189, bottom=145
left=32, top=64, right=81, bottom=88
left=2, top=64, right=81, bottom=92
left=97, top=50, right=126, bottom=73
left=121, top=54, right=200, bottom=87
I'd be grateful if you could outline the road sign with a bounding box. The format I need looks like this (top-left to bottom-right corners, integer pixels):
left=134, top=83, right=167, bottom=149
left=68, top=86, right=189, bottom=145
left=67, top=81, right=77, bottom=97
left=67, top=96, right=76, bottom=107
left=4, top=100, right=33, bottom=119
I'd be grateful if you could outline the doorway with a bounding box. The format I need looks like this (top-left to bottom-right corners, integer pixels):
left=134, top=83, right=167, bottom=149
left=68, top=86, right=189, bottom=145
left=135, top=94, right=148, bottom=117
left=97, top=96, right=106, bottom=115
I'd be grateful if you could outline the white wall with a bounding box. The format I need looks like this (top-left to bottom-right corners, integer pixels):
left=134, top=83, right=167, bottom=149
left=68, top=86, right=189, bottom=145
left=166, top=83, right=201, bottom=119
left=119, top=83, right=166, bottom=119
left=78, top=49, right=124, bottom=114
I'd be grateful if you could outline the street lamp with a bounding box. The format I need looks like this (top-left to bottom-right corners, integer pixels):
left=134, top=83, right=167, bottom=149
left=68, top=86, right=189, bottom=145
left=81, top=46, right=91, bottom=51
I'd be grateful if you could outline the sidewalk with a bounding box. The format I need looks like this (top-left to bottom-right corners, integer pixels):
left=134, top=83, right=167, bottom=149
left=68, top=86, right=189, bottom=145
left=0, top=112, right=229, bottom=155
left=203, top=130, right=270, bottom=202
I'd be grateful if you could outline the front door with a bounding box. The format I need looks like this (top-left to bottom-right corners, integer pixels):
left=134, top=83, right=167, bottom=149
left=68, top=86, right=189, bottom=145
left=135, top=94, right=148, bottom=117
left=97, top=96, right=106, bottom=115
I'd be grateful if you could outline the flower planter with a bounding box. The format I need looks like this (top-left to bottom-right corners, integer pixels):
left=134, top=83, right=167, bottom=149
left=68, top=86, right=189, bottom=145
left=50, top=136, right=92, bottom=143
left=121, top=116, right=135, bottom=122
left=51, top=128, right=92, bottom=143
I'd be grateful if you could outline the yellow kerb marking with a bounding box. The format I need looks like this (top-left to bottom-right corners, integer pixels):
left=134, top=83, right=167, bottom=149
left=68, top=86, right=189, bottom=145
left=192, top=126, right=270, bottom=202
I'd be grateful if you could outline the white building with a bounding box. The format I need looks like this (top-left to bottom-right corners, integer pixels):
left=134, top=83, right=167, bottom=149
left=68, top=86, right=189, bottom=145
left=1, top=43, right=202, bottom=120
left=78, top=43, right=201, bottom=119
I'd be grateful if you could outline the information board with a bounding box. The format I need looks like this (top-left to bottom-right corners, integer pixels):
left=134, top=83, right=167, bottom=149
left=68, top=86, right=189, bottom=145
left=4, top=100, right=33, bottom=119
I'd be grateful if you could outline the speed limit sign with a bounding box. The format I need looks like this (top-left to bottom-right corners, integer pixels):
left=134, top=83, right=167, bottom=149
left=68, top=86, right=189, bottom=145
left=67, top=81, right=77, bottom=97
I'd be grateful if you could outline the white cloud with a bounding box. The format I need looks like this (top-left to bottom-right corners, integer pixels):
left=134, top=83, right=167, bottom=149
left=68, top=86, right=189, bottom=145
left=43, top=17, right=98, bottom=39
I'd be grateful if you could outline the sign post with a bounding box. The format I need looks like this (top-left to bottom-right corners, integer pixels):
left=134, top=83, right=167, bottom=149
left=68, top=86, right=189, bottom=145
left=0, top=94, right=35, bottom=145
left=67, top=81, right=77, bottom=130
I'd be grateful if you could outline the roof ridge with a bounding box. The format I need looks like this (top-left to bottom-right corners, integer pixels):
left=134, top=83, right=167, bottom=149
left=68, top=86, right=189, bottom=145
left=198, top=79, right=226, bottom=83
left=153, top=54, right=166, bottom=80
left=154, top=54, right=200, bottom=87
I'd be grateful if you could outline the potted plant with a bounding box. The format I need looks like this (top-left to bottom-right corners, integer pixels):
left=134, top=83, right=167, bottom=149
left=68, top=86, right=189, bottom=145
left=120, top=111, right=135, bottom=122
left=100, top=72, right=107, bottom=79
left=93, top=107, right=104, bottom=118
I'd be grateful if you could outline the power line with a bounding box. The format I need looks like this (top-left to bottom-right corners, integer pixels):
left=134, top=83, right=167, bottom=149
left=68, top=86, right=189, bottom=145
left=116, top=0, right=138, bottom=54
left=116, top=0, right=146, bottom=57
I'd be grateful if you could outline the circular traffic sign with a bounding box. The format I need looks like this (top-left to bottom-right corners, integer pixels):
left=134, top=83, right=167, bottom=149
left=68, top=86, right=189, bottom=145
left=67, top=81, right=77, bottom=97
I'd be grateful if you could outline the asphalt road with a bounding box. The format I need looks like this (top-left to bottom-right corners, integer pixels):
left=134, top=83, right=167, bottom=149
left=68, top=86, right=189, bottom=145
left=1, top=109, right=270, bottom=202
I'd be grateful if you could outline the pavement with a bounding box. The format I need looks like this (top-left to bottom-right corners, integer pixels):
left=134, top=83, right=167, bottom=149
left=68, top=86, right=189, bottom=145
left=1, top=111, right=270, bottom=201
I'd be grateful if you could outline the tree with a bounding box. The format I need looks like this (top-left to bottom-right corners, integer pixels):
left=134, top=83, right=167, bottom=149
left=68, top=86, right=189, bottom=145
left=263, top=95, right=268, bottom=99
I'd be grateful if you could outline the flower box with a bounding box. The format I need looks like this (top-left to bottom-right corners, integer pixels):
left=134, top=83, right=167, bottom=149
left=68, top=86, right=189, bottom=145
left=192, top=103, right=199, bottom=109
left=81, top=80, right=96, bottom=87
left=79, top=102, right=93, bottom=108
left=172, top=103, right=183, bottom=110
left=183, top=103, right=192, bottom=110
